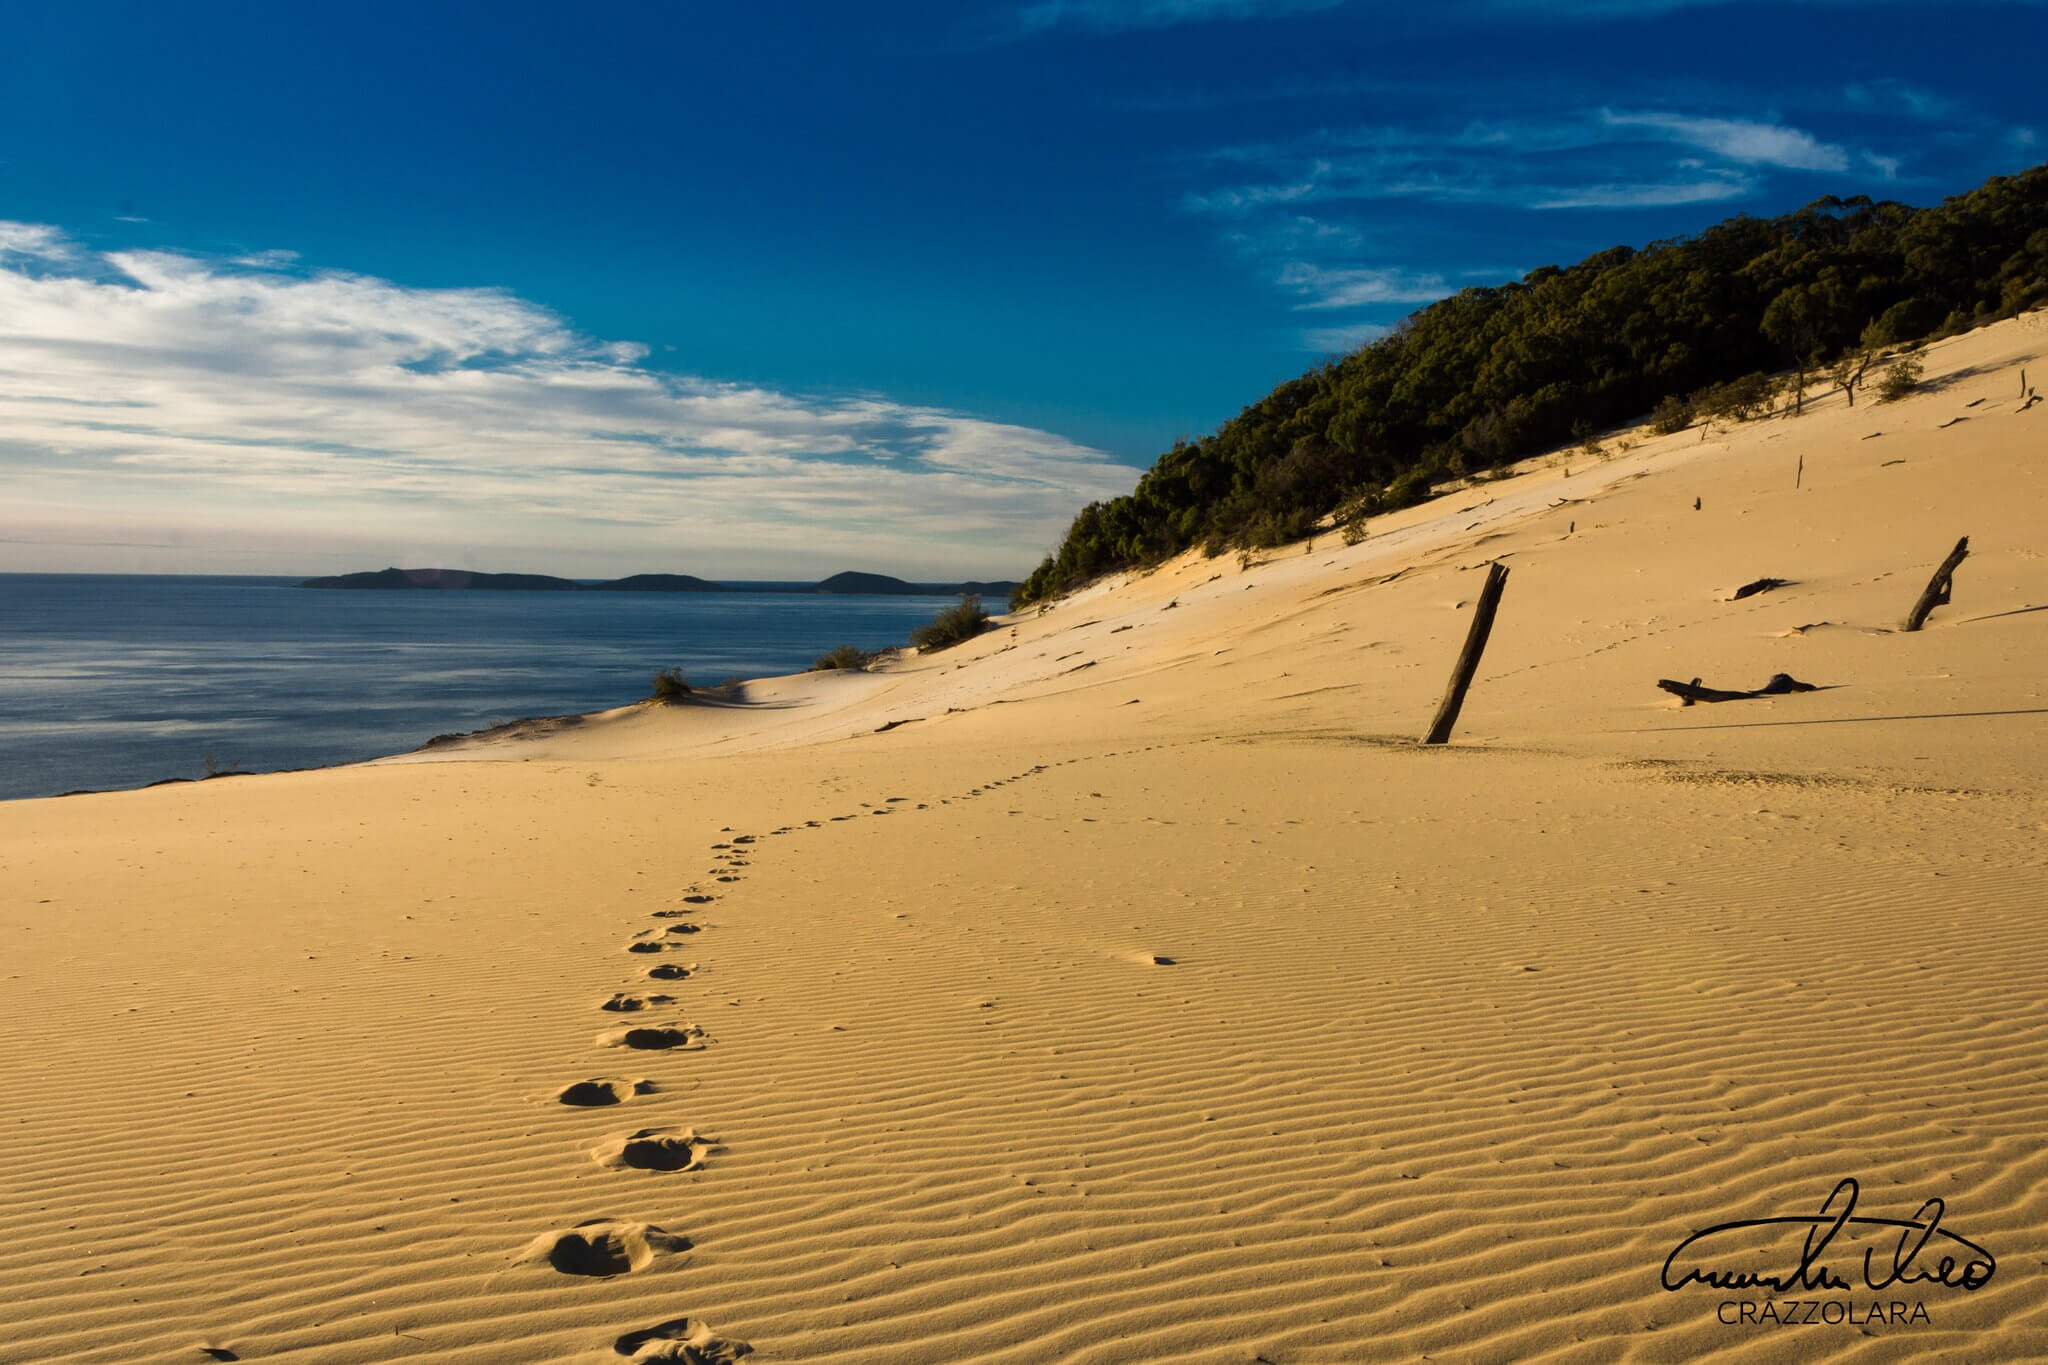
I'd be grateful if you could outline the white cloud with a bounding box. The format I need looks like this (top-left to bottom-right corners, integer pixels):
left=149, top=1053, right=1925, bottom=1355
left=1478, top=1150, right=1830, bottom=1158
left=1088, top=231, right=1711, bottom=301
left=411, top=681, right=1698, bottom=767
left=1220, top=214, right=1367, bottom=257
left=0, top=221, right=78, bottom=261
left=1185, top=106, right=1863, bottom=220
left=1841, top=78, right=1959, bottom=122
left=0, top=228, right=1137, bottom=577
left=1530, top=177, right=1753, bottom=209
left=1299, top=321, right=1390, bottom=354
left=1600, top=110, right=1850, bottom=171
left=1276, top=262, right=1447, bottom=308
left=1180, top=179, right=1319, bottom=216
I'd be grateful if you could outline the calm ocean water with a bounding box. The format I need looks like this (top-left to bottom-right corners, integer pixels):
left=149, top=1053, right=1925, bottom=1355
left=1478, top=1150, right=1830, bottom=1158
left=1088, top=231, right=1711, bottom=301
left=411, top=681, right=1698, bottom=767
left=0, top=574, right=968, bottom=801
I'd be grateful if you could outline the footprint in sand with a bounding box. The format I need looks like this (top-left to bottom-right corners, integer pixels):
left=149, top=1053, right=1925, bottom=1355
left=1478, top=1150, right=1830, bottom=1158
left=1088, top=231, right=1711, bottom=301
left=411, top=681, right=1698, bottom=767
left=592, top=1127, right=712, bottom=1173
left=556, top=1077, right=655, bottom=1107
left=598, top=1024, right=708, bottom=1051
left=645, top=962, right=694, bottom=981
left=520, top=1220, right=689, bottom=1277
left=680, top=894, right=715, bottom=904
left=626, top=941, right=671, bottom=954
left=598, top=993, right=677, bottom=1013
left=613, top=1317, right=751, bottom=1361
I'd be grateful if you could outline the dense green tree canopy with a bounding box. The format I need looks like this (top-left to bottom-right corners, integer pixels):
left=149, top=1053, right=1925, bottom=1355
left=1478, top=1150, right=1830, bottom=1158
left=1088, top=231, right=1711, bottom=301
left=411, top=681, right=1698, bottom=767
left=1015, top=164, right=2047, bottom=608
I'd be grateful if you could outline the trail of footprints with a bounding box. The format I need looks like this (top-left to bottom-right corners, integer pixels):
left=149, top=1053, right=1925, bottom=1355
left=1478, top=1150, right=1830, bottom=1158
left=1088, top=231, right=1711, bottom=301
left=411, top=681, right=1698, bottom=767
left=534, top=746, right=1172, bottom=1358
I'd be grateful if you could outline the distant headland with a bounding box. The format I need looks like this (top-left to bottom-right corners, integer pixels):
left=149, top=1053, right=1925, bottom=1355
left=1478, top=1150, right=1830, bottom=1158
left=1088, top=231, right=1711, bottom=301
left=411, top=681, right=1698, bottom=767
left=299, top=567, right=1019, bottom=597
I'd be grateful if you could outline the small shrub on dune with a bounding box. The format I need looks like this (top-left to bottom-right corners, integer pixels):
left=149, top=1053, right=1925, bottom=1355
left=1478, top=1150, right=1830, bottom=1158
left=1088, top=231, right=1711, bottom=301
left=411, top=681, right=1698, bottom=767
left=910, top=595, right=989, bottom=652
left=810, top=644, right=876, bottom=671
left=1334, top=489, right=1372, bottom=545
left=1651, top=394, right=1694, bottom=434
left=650, top=667, right=692, bottom=702
left=1875, top=353, right=1925, bottom=404
left=1695, top=372, right=1779, bottom=423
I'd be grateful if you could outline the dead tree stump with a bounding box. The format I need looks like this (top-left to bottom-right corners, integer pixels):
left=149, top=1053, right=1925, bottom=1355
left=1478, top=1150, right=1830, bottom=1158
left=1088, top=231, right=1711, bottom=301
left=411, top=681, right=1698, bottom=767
left=1423, top=562, right=1509, bottom=745
left=1903, top=536, right=1970, bottom=632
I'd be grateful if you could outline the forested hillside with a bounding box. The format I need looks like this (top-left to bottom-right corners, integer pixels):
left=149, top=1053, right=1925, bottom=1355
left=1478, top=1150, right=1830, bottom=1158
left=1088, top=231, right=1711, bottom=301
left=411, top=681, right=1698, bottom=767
left=1015, top=163, right=2048, bottom=606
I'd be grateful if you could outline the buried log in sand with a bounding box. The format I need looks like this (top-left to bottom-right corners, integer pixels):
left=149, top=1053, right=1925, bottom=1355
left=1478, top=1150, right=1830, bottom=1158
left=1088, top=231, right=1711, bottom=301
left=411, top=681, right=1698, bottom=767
left=1657, top=673, right=1819, bottom=705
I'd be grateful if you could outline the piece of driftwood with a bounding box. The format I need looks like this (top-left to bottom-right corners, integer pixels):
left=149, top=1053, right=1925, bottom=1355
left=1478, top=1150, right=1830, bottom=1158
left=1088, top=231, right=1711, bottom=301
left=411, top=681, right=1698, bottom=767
left=1423, top=561, right=1509, bottom=745
left=1732, top=577, right=1786, bottom=601
left=1657, top=673, right=1818, bottom=705
left=1903, top=536, right=1970, bottom=631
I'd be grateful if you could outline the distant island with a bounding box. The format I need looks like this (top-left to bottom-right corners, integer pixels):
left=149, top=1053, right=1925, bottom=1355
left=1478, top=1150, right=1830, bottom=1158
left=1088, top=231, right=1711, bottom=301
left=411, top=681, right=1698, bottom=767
left=300, top=566, right=1018, bottom=597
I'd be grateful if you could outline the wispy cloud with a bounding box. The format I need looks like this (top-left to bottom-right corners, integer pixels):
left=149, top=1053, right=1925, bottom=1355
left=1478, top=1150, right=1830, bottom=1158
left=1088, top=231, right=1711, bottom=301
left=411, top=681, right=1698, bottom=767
left=1169, top=95, right=1936, bottom=352
left=1179, top=179, right=1320, bottom=216
left=1276, top=263, right=1447, bottom=309
left=0, top=221, right=77, bottom=262
left=1180, top=108, right=1855, bottom=215
left=1841, top=78, right=1961, bottom=123
left=1299, top=321, right=1390, bottom=354
left=1529, top=177, right=1753, bottom=209
left=0, top=225, right=1136, bottom=576
left=1599, top=110, right=1850, bottom=171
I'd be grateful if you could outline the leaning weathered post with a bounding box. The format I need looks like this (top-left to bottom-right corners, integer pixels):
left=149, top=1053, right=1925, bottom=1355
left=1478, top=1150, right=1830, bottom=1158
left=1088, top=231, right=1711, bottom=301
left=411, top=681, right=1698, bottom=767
left=1903, top=536, right=1969, bottom=632
left=1423, top=561, right=1510, bottom=745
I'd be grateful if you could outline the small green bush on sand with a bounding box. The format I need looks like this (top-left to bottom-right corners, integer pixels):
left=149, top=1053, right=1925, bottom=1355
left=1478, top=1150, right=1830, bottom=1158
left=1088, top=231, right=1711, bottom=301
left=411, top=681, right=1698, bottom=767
left=910, top=595, right=989, bottom=652
left=650, top=667, right=692, bottom=702
left=811, top=645, right=876, bottom=671
left=1875, top=353, right=1925, bottom=403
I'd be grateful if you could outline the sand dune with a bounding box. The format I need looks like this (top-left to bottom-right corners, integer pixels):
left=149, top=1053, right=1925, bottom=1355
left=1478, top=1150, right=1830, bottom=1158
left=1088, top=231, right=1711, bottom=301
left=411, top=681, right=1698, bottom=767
left=5, top=315, right=2047, bottom=1361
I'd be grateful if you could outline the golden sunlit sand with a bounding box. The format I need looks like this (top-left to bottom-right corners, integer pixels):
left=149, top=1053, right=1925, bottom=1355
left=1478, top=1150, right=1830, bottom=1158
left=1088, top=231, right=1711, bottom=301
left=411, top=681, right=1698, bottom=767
left=5, top=315, right=2047, bottom=1362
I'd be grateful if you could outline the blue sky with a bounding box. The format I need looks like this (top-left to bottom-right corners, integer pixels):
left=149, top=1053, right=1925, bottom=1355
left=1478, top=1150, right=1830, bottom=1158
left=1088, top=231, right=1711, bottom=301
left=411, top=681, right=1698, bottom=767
left=1, top=0, right=2041, bottom=577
